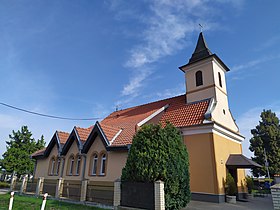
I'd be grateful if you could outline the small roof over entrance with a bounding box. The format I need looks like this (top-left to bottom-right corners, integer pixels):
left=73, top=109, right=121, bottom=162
left=226, top=154, right=262, bottom=169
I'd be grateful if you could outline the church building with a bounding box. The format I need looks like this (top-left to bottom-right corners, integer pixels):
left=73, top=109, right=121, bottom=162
left=32, top=32, right=258, bottom=203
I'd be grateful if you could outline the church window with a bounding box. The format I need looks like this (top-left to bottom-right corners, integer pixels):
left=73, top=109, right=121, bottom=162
left=100, top=153, right=107, bottom=176
left=91, top=153, right=98, bottom=176
left=195, top=71, right=203, bottom=86
left=218, top=72, right=222, bottom=88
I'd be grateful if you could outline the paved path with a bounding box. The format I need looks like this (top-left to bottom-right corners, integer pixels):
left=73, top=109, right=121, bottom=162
left=0, top=188, right=10, bottom=195
left=184, top=195, right=273, bottom=210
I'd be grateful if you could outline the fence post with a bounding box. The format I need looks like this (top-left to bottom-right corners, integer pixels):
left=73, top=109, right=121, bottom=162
left=55, top=177, right=64, bottom=199
left=8, top=191, right=14, bottom=210
left=80, top=179, right=88, bottom=202
left=10, top=175, right=17, bottom=191
left=20, top=174, right=28, bottom=194
left=36, top=177, right=44, bottom=196
left=154, top=180, right=165, bottom=210
left=113, top=179, right=121, bottom=209
left=40, top=193, right=48, bottom=210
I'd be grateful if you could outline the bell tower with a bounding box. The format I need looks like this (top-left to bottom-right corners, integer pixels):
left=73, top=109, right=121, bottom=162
left=179, top=32, right=239, bottom=132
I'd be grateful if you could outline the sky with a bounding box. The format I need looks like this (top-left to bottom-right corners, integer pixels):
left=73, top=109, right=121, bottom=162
left=0, top=0, right=280, bottom=160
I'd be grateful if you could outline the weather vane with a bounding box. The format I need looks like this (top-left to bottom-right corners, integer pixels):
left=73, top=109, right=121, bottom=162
left=199, top=23, right=203, bottom=32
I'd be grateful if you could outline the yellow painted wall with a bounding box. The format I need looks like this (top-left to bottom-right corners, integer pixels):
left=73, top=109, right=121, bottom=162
left=184, top=133, right=218, bottom=194
left=84, top=136, right=128, bottom=181
left=35, top=145, right=59, bottom=179
left=62, top=140, right=82, bottom=180
left=212, top=133, right=246, bottom=194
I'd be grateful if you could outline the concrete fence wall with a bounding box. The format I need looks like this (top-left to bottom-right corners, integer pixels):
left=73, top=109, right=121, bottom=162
left=10, top=176, right=114, bottom=206
left=271, top=184, right=280, bottom=210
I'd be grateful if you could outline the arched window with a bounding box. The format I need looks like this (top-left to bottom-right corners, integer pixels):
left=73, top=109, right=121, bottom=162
left=100, top=153, right=107, bottom=176
left=56, top=158, right=61, bottom=175
left=68, top=155, right=75, bottom=175
left=218, top=72, right=222, bottom=88
left=49, top=157, right=56, bottom=175
left=195, top=71, right=203, bottom=86
left=76, top=156, right=81, bottom=175
left=90, top=153, right=98, bottom=176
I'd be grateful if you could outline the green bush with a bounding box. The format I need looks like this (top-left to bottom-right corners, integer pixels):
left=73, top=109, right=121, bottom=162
left=0, top=181, right=10, bottom=188
left=245, top=175, right=254, bottom=194
left=121, top=123, right=190, bottom=209
left=225, top=173, right=237, bottom=196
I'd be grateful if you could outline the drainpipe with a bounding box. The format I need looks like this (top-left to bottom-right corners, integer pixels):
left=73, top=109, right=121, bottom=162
left=81, top=154, right=87, bottom=180
left=60, top=156, right=65, bottom=178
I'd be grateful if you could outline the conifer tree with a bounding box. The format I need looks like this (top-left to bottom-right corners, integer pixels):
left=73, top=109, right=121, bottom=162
left=1, top=126, right=45, bottom=176
left=249, top=110, right=280, bottom=177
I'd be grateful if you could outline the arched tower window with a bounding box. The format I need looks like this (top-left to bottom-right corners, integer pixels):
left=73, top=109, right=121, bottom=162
left=218, top=72, right=222, bottom=88
left=100, top=153, right=107, bottom=176
left=91, top=153, right=98, bottom=176
left=195, top=71, right=203, bottom=86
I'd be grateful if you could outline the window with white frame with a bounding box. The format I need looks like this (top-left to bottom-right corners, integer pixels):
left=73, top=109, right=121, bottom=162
left=76, top=156, right=81, bottom=175
left=91, top=154, right=98, bottom=175
left=50, top=157, right=55, bottom=175
left=69, top=156, right=75, bottom=175
left=100, top=153, right=107, bottom=175
left=56, top=158, right=60, bottom=175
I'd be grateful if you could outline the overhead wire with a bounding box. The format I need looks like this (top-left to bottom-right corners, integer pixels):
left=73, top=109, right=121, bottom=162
left=0, top=102, right=101, bottom=121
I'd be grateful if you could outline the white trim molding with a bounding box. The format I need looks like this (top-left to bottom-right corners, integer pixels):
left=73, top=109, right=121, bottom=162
left=180, top=123, right=244, bottom=144
left=109, top=129, right=123, bottom=145
left=137, top=104, right=169, bottom=127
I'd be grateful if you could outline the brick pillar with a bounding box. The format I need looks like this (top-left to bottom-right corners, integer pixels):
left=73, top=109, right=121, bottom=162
left=36, top=177, right=44, bottom=196
left=55, top=178, right=64, bottom=199
left=20, top=175, right=28, bottom=194
left=80, top=180, right=88, bottom=202
left=113, top=179, right=121, bottom=209
left=10, top=176, right=17, bottom=191
left=271, top=184, right=280, bottom=210
left=154, top=180, right=165, bottom=210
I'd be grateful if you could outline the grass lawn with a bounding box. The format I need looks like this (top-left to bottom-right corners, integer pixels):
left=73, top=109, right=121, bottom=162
left=0, top=193, right=106, bottom=210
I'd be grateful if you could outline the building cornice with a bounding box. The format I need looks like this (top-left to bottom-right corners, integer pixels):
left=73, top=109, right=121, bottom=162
left=180, top=122, right=244, bottom=144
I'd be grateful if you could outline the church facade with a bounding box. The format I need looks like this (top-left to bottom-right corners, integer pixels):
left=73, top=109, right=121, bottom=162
left=32, top=32, right=253, bottom=203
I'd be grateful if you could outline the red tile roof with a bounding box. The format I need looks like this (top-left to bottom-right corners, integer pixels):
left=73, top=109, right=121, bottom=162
left=34, top=94, right=210, bottom=156
left=57, top=131, right=69, bottom=145
left=100, top=95, right=210, bottom=146
left=31, top=148, right=46, bottom=157
left=75, top=127, right=92, bottom=142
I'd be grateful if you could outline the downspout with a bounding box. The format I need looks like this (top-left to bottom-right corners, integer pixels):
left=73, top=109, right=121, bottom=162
left=81, top=154, right=87, bottom=180
left=60, top=156, right=65, bottom=178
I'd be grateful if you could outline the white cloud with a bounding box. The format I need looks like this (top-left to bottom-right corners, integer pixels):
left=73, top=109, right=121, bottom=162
left=121, top=67, right=152, bottom=96
left=230, top=54, right=280, bottom=74
left=107, top=0, right=242, bottom=98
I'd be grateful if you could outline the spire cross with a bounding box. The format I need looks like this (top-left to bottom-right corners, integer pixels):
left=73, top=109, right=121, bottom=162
left=199, top=24, right=203, bottom=32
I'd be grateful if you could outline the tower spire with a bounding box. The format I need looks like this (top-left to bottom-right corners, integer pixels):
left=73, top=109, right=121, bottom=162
left=188, top=32, right=212, bottom=64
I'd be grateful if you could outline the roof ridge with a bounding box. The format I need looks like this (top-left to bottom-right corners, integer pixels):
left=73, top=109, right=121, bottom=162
left=108, top=94, right=185, bottom=115
left=57, top=131, right=70, bottom=134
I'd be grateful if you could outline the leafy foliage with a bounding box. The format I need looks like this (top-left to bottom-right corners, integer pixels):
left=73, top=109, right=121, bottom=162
left=249, top=110, right=280, bottom=177
left=1, top=126, right=45, bottom=176
left=225, top=173, right=237, bottom=196
left=245, top=176, right=254, bottom=194
left=121, top=123, right=190, bottom=210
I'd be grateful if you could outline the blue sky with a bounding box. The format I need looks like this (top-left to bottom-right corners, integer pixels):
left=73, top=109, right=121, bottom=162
left=0, top=0, right=280, bottom=160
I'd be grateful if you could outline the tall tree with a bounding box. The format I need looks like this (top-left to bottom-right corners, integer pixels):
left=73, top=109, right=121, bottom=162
left=249, top=110, right=280, bottom=177
left=2, top=126, right=45, bottom=176
left=122, top=123, right=190, bottom=209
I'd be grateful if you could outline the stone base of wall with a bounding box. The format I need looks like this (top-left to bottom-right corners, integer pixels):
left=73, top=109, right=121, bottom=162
left=191, top=192, right=225, bottom=203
